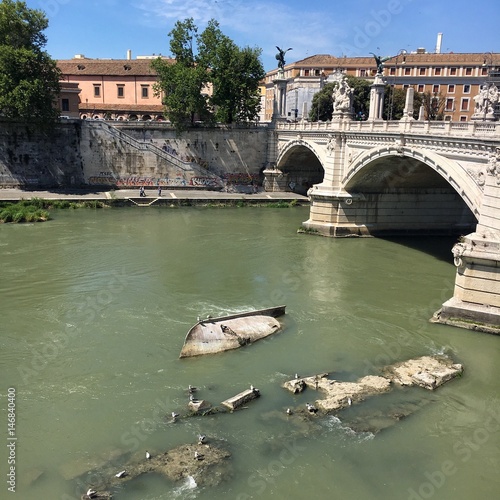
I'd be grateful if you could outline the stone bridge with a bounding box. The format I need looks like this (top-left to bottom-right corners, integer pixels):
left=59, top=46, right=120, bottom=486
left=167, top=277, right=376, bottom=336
left=267, top=118, right=500, bottom=332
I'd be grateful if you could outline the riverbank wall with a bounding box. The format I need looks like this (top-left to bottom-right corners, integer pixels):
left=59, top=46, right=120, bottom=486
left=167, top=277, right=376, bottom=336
left=0, top=120, right=270, bottom=190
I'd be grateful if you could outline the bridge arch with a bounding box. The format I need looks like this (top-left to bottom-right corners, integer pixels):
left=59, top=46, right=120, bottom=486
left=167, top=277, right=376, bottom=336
left=343, top=145, right=482, bottom=218
left=276, top=140, right=325, bottom=195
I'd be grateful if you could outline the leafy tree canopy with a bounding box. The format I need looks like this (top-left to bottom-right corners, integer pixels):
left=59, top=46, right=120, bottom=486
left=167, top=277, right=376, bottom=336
left=152, top=18, right=265, bottom=133
left=0, top=0, right=61, bottom=129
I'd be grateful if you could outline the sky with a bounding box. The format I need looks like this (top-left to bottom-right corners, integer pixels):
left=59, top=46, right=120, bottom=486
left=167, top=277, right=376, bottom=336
left=26, top=0, right=500, bottom=71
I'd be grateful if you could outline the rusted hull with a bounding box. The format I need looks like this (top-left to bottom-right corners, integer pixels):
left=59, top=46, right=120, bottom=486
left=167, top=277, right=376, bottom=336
left=179, top=306, right=286, bottom=358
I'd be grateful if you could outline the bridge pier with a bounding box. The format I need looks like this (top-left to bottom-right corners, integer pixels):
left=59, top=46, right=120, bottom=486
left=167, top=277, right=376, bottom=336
left=436, top=148, right=500, bottom=333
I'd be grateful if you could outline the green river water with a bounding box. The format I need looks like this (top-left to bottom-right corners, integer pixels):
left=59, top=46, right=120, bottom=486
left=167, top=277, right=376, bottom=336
left=1, top=206, right=499, bottom=500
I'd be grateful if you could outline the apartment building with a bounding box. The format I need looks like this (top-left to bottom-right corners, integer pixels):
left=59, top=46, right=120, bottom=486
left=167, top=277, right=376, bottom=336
left=264, top=51, right=500, bottom=122
left=57, top=55, right=172, bottom=120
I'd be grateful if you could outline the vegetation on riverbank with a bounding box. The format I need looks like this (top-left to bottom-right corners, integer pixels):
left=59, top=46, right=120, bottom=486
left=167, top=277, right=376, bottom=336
left=0, top=198, right=110, bottom=223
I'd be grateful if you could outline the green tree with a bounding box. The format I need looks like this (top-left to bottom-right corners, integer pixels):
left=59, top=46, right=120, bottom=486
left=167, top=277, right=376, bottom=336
left=309, top=76, right=370, bottom=121
left=383, top=85, right=406, bottom=120
left=153, top=18, right=265, bottom=131
left=0, top=0, right=61, bottom=129
left=152, top=19, right=209, bottom=133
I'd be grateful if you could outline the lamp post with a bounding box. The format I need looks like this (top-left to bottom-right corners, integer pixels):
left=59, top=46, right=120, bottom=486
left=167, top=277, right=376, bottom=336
left=388, top=49, right=407, bottom=121
left=482, top=52, right=493, bottom=121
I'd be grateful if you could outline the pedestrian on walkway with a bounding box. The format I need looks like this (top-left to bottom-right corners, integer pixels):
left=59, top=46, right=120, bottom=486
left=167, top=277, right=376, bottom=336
left=158, top=185, right=162, bottom=197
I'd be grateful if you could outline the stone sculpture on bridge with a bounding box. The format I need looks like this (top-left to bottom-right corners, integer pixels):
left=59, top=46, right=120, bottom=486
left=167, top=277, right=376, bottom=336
left=472, top=83, right=499, bottom=120
left=275, top=46, right=292, bottom=71
left=331, top=75, right=353, bottom=119
left=370, top=53, right=392, bottom=75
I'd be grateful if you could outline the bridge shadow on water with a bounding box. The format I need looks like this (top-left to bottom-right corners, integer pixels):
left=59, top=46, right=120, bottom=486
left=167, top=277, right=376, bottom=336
left=375, top=233, right=462, bottom=264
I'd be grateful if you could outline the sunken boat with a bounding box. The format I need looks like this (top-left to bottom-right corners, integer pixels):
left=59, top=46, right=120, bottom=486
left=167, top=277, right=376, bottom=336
left=179, top=305, right=286, bottom=358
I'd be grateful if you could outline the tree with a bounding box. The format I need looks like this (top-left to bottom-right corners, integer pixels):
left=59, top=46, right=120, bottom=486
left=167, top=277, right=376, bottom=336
left=383, top=85, right=406, bottom=120
left=309, top=76, right=370, bottom=121
left=152, top=19, right=209, bottom=133
left=153, top=18, right=265, bottom=132
left=0, top=0, right=61, bottom=129
left=419, top=91, right=445, bottom=120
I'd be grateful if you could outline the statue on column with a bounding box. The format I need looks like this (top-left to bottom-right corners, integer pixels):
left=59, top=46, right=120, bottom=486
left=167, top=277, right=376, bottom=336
left=370, top=52, right=391, bottom=75
left=275, top=46, right=293, bottom=71
left=472, top=83, right=499, bottom=119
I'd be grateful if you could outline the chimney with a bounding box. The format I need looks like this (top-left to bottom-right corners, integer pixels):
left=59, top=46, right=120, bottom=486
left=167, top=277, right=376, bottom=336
left=435, top=33, right=443, bottom=54
left=127, top=49, right=132, bottom=60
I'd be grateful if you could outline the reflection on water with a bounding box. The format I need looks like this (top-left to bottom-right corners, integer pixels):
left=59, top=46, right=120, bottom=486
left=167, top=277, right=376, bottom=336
left=0, top=207, right=499, bottom=500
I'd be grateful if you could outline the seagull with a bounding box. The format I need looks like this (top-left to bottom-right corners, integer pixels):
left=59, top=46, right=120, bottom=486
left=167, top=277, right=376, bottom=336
left=194, top=451, right=204, bottom=460
left=86, top=488, right=97, bottom=499
left=347, top=397, right=352, bottom=406
left=171, top=411, right=179, bottom=420
left=295, top=373, right=299, bottom=379
left=146, top=451, right=151, bottom=460
left=306, top=403, right=317, bottom=413
left=206, top=314, right=212, bottom=319
left=188, top=385, right=197, bottom=393
left=189, top=394, right=200, bottom=403
left=197, top=316, right=201, bottom=322
left=115, top=470, right=127, bottom=478
left=286, top=408, right=293, bottom=415
left=198, top=434, right=206, bottom=444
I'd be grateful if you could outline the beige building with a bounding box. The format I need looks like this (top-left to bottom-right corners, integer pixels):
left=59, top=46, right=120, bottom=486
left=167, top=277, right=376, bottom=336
left=57, top=55, right=172, bottom=120
left=264, top=51, right=500, bottom=122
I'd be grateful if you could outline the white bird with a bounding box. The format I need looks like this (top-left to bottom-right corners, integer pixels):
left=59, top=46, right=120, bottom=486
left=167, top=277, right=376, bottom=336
left=146, top=451, right=151, bottom=460
left=286, top=408, right=292, bottom=415
left=306, top=403, right=317, bottom=413
left=115, top=470, right=127, bottom=478
left=347, top=397, right=352, bottom=406
left=295, top=373, right=299, bottom=379
left=198, top=434, right=206, bottom=444
left=197, top=316, right=201, bottom=322
left=189, top=394, right=200, bottom=403
left=194, top=451, right=204, bottom=460
left=188, top=385, right=197, bottom=393
left=206, top=314, right=212, bottom=319
left=171, top=411, right=179, bottom=420
left=86, top=489, right=97, bottom=498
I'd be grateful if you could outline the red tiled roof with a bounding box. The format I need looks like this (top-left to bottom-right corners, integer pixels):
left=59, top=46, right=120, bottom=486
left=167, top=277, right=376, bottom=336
left=57, top=58, right=174, bottom=76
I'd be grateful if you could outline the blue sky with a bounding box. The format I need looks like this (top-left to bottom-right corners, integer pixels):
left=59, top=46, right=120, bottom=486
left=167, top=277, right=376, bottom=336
left=27, top=0, right=500, bottom=71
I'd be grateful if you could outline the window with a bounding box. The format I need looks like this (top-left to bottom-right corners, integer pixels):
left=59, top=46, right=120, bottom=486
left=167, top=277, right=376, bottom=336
left=448, top=84, right=455, bottom=93
left=417, top=84, right=425, bottom=93
left=450, top=67, right=457, bottom=76
left=403, top=84, right=409, bottom=90
left=460, top=116, right=467, bottom=122
left=93, top=85, right=100, bottom=97
left=359, top=69, right=367, bottom=77
left=434, top=67, right=442, bottom=75
left=141, top=85, right=149, bottom=98
left=61, top=98, right=69, bottom=112
left=465, top=67, right=472, bottom=75
left=419, top=67, right=426, bottom=75
left=463, top=84, right=470, bottom=94
left=389, top=67, right=396, bottom=76
left=445, top=98, right=454, bottom=111
left=433, top=84, right=440, bottom=93
left=304, top=69, right=310, bottom=76
left=481, top=67, right=488, bottom=76
left=314, top=69, right=320, bottom=76
left=404, top=67, right=411, bottom=75
left=117, top=85, right=124, bottom=98
left=444, top=115, right=452, bottom=121
left=461, top=98, right=469, bottom=111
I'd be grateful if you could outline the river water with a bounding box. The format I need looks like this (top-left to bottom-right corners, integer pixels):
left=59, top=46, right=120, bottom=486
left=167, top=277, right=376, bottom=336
left=1, top=206, right=499, bottom=500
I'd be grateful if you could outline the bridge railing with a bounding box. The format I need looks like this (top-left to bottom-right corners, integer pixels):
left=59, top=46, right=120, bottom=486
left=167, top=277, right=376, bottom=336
left=277, top=119, right=500, bottom=138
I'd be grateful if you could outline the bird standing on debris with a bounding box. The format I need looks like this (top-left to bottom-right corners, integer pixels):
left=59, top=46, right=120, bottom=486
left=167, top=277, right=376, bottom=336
left=194, top=451, right=204, bottom=460
left=146, top=451, right=151, bottom=460
left=198, top=434, right=206, bottom=444
left=86, top=488, right=97, bottom=499
left=306, top=403, right=317, bottom=413
left=286, top=408, right=293, bottom=415
left=115, top=470, right=127, bottom=478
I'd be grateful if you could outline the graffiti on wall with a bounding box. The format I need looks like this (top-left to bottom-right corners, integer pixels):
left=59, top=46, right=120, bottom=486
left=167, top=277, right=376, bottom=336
left=87, top=173, right=223, bottom=188
left=189, top=177, right=220, bottom=187
left=223, top=173, right=259, bottom=186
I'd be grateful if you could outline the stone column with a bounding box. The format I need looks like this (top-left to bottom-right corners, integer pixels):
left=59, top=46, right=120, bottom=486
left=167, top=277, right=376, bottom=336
left=368, top=75, right=385, bottom=121
left=400, top=87, right=414, bottom=121
left=436, top=147, right=500, bottom=332
left=273, top=73, right=288, bottom=120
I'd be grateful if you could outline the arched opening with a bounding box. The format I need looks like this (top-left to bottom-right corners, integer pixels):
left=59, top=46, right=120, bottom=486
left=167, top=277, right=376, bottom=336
left=277, top=145, right=324, bottom=195
left=142, top=114, right=152, bottom=121
left=344, top=155, right=477, bottom=235
left=128, top=114, right=138, bottom=121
